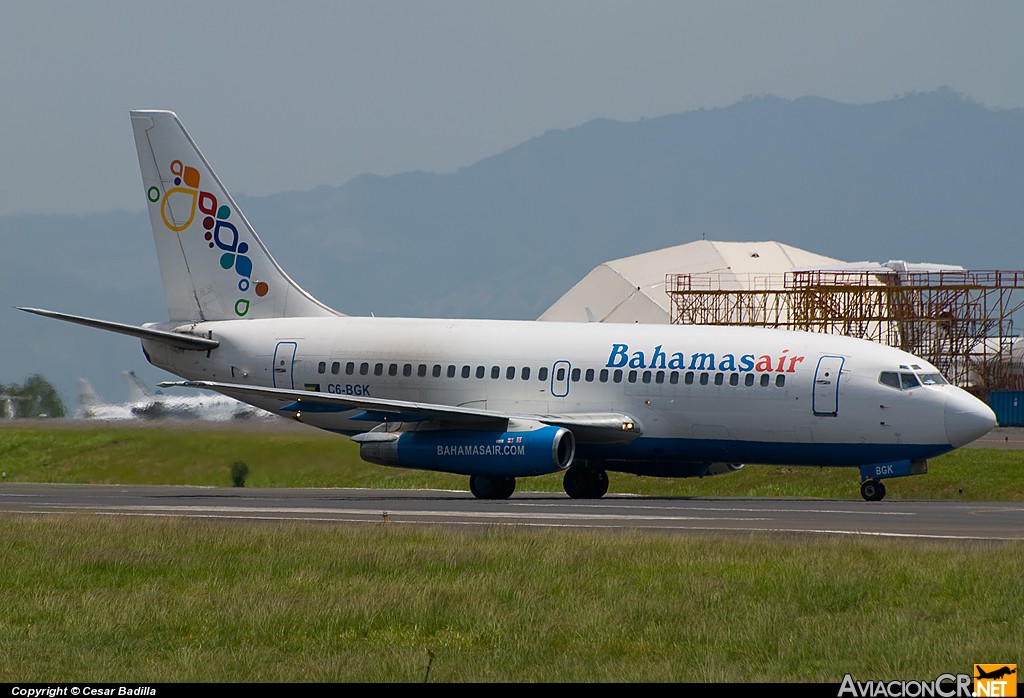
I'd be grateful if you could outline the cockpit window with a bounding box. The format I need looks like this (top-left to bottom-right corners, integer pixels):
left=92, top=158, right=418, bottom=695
left=900, top=372, right=921, bottom=390
left=879, top=372, right=901, bottom=390
left=881, top=370, right=934, bottom=390
left=918, top=373, right=947, bottom=386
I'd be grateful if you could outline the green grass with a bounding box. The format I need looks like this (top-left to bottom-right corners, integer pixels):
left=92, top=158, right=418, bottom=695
left=0, top=515, right=1020, bottom=682
left=0, top=425, right=1022, bottom=500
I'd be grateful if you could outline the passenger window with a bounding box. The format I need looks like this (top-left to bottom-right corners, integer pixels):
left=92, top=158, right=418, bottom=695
left=775, top=375, right=786, bottom=387
left=447, top=365, right=456, bottom=378
left=417, top=364, right=426, bottom=377
left=642, top=371, right=652, bottom=384
left=402, top=364, right=412, bottom=377
left=317, top=361, right=326, bottom=374
left=539, top=367, right=549, bottom=381
left=491, top=366, right=500, bottom=379
left=613, top=369, right=623, bottom=383
left=506, top=366, right=516, bottom=380
left=571, top=368, right=581, bottom=382
left=556, top=367, right=566, bottom=381
left=699, top=373, right=709, bottom=386
left=346, top=362, right=355, bottom=375
left=669, top=372, right=679, bottom=385
left=461, top=366, right=471, bottom=379
left=331, top=362, right=340, bottom=375
left=744, top=374, right=754, bottom=387
left=879, top=372, right=901, bottom=390
left=521, top=367, right=531, bottom=380
left=374, top=363, right=384, bottom=376
left=388, top=364, right=398, bottom=376
left=475, top=366, right=485, bottom=379
left=760, top=374, right=770, bottom=387
left=714, top=373, right=724, bottom=386
left=628, top=370, right=638, bottom=383
left=585, top=368, right=595, bottom=382
left=655, top=371, right=665, bottom=384
left=684, top=372, right=694, bottom=385
left=729, top=373, right=739, bottom=386
left=599, top=369, right=609, bottom=383
left=359, top=362, right=369, bottom=376
left=432, top=365, right=442, bottom=378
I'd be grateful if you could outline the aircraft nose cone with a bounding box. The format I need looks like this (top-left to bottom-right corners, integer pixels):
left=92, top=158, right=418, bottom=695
left=945, top=389, right=997, bottom=447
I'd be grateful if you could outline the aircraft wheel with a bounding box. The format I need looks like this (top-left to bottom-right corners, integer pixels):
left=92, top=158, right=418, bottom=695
left=860, top=479, right=886, bottom=502
left=590, top=468, right=609, bottom=498
left=469, top=474, right=516, bottom=500
left=564, top=465, right=609, bottom=499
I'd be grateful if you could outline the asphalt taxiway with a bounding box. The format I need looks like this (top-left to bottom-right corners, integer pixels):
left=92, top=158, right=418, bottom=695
left=1, top=483, right=1021, bottom=540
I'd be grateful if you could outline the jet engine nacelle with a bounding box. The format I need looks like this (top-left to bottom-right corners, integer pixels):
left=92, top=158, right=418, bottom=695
left=357, top=423, right=576, bottom=478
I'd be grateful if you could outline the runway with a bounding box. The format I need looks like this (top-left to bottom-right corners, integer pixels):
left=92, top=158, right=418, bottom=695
left=1, top=483, right=1021, bottom=541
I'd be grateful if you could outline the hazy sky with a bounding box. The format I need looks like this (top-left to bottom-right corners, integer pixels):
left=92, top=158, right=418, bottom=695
left=2, top=1, right=1023, bottom=217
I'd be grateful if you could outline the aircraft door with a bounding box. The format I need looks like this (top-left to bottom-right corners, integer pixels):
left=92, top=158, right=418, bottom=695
left=273, top=341, right=298, bottom=389
left=551, top=360, right=571, bottom=398
left=812, top=355, right=845, bottom=416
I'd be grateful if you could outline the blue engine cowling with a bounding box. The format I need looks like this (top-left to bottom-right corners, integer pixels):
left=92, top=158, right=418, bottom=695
left=358, top=425, right=576, bottom=477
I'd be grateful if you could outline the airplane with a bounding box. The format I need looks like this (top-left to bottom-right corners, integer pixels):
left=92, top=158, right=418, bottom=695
left=20, top=110, right=997, bottom=500
left=0, top=395, right=29, bottom=420
left=77, top=371, right=275, bottom=421
left=77, top=377, right=135, bottom=420
left=975, top=666, right=1016, bottom=681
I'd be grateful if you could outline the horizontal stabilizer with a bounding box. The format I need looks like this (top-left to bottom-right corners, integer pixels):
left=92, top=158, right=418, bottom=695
left=18, top=307, right=219, bottom=351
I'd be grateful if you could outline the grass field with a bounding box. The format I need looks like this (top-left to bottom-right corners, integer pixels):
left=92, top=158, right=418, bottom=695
left=2, top=514, right=1021, bottom=683
left=1, top=424, right=1021, bottom=683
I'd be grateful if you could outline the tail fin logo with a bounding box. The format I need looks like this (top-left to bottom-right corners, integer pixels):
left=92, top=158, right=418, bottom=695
left=147, top=160, right=269, bottom=317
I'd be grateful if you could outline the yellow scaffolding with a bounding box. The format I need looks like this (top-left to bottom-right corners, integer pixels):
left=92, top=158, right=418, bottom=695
left=666, top=270, right=1024, bottom=396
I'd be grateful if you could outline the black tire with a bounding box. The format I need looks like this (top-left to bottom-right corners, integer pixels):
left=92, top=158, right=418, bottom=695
left=564, top=465, right=609, bottom=499
left=860, top=479, right=885, bottom=502
left=469, top=474, right=515, bottom=500
left=590, top=468, right=609, bottom=498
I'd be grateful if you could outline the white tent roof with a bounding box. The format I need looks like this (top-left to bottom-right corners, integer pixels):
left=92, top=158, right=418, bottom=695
left=539, top=240, right=842, bottom=324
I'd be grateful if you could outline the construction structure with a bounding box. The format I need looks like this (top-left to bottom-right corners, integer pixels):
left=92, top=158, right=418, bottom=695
left=667, top=267, right=1024, bottom=396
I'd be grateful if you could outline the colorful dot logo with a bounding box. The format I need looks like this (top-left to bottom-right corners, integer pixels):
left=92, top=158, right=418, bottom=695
left=148, top=160, right=269, bottom=316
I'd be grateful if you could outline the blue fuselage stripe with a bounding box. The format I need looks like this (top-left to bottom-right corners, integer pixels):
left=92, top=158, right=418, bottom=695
left=579, top=437, right=953, bottom=467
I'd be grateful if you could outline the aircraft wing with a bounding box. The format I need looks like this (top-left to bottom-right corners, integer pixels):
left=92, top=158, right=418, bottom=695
left=160, top=380, right=642, bottom=444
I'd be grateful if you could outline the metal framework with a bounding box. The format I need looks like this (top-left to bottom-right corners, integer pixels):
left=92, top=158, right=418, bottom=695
left=666, top=270, right=1024, bottom=396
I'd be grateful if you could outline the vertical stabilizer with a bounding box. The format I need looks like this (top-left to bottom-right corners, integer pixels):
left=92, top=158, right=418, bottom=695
left=131, top=110, right=340, bottom=322
left=123, top=371, right=153, bottom=403
left=77, top=378, right=102, bottom=409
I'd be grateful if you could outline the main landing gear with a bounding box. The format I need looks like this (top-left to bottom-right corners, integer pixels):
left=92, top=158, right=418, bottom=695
left=469, top=474, right=516, bottom=500
left=859, top=478, right=886, bottom=502
left=563, top=462, right=609, bottom=499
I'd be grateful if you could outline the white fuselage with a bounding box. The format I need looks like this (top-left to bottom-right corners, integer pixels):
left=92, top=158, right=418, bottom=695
left=142, top=316, right=991, bottom=470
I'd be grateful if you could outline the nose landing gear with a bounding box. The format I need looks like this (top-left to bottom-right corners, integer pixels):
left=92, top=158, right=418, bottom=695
left=857, top=459, right=928, bottom=502
left=860, top=478, right=886, bottom=502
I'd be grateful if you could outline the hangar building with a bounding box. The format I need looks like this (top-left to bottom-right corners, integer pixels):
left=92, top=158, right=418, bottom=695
left=540, top=240, right=846, bottom=324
